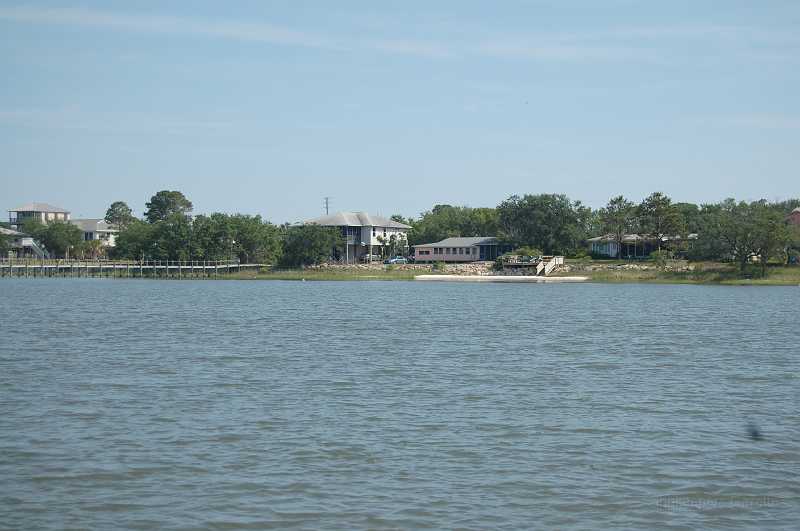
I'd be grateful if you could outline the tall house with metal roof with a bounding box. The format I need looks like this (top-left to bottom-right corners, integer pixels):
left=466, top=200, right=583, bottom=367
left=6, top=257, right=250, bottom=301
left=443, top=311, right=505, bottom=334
left=8, top=203, right=71, bottom=230
left=304, top=211, right=411, bottom=264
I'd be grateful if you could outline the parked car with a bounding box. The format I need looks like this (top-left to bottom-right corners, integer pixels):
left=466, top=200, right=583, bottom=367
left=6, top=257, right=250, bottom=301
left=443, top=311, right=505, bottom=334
left=384, top=256, right=408, bottom=264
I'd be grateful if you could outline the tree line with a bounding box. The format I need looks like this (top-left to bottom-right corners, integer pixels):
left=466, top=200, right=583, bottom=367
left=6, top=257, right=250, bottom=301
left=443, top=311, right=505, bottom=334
left=397, top=193, right=800, bottom=270
left=5, top=189, right=799, bottom=270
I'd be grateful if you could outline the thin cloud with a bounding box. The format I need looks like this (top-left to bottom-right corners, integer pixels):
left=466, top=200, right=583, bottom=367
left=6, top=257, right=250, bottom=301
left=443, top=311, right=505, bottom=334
left=0, top=106, right=242, bottom=135
left=726, top=114, right=800, bottom=130
left=0, top=5, right=338, bottom=50
left=0, top=5, right=796, bottom=63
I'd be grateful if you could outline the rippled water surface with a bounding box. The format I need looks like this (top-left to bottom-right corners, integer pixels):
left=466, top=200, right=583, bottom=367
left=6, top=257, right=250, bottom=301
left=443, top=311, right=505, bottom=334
left=1, top=279, right=798, bottom=529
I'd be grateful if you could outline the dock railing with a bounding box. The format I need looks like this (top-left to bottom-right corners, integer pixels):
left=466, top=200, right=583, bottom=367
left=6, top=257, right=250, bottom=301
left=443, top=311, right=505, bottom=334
left=0, top=258, right=264, bottom=279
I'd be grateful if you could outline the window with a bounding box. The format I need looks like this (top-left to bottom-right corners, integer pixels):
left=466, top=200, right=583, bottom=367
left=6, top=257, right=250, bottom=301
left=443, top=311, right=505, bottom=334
left=459, top=248, right=464, bottom=254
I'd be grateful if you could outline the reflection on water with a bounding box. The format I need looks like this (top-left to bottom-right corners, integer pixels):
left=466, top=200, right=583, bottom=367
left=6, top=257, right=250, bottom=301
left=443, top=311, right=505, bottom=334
left=1, top=279, right=798, bottom=529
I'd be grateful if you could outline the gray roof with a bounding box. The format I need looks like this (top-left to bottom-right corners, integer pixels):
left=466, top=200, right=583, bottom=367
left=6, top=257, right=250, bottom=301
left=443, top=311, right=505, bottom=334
left=70, top=219, right=117, bottom=232
left=793, top=207, right=800, bottom=213
left=413, top=236, right=499, bottom=248
left=588, top=233, right=698, bottom=243
left=9, top=202, right=70, bottom=213
left=0, top=227, right=25, bottom=236
left=304, top=211, right=411, bottom=229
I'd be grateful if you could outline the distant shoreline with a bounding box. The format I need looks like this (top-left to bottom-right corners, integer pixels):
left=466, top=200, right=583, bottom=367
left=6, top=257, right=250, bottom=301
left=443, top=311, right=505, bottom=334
left=415, top=274, right=588, bottom=283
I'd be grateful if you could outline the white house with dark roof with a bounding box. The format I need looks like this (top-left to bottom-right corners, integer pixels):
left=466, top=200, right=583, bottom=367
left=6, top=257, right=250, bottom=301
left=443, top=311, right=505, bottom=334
left=412, top=237, right=510, bottom=263
left=8, top=202, right=70, bottom=229
left=70, top=219, right=119, bottom=248
left=304, top=211, right=411, bottom=263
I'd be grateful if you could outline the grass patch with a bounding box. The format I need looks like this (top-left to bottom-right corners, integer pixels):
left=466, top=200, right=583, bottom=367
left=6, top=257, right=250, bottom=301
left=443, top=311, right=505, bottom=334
left=226, top=267, right=437, bottom=281
left=579, top=262, right=800, bottom=286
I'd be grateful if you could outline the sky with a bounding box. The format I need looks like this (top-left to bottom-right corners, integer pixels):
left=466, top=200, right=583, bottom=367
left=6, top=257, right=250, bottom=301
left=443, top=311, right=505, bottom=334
left=1, top=1, right=798, bottom=223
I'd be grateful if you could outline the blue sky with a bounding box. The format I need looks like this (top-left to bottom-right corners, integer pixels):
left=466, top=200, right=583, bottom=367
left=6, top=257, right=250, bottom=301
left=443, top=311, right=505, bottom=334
left=1, top=1, right=798, bottom=222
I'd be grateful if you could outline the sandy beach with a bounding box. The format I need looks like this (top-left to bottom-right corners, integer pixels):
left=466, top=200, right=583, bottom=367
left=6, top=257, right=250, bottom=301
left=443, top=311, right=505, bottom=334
left=414, top=275, right=589, bottom=283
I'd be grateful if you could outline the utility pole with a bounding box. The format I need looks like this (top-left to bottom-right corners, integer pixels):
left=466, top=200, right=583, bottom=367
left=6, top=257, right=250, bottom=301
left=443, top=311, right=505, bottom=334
left=324, top=197, right=330, bottom=215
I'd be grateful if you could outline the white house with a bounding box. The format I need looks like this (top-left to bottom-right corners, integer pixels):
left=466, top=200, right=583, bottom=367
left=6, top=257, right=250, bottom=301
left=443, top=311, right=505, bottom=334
left=304, top=211, right=411, bottom=263
left=8, top=202, right=70, bottom=230
left=70, top=219, right=119, bottom=248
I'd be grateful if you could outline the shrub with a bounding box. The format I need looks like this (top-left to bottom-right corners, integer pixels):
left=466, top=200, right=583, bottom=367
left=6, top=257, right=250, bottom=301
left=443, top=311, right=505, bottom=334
left=510, top=246, right=543, bottom=257
left=650, top=249, right=674, bottom=268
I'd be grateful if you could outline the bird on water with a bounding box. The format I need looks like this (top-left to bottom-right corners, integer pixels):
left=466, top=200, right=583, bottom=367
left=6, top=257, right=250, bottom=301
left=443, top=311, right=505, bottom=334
left=746, top=422, right=762, bottom=441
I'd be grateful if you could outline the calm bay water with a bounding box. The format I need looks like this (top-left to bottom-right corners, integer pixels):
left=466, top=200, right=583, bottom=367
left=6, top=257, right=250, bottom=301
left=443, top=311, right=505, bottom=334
left=1, top=279, right=798, bottom=529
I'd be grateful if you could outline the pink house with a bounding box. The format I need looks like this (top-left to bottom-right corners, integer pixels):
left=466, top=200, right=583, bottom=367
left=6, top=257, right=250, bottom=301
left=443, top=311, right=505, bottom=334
left=413, top=237, right=509, bottom=263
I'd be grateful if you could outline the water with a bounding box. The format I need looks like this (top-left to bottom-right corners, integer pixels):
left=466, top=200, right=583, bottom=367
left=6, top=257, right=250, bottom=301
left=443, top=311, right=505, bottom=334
left=1, top=279, right=798, bottom=529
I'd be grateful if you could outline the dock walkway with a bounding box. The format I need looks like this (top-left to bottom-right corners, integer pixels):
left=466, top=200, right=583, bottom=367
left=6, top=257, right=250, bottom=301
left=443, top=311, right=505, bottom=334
left=0, top=259, right=265, bottom=279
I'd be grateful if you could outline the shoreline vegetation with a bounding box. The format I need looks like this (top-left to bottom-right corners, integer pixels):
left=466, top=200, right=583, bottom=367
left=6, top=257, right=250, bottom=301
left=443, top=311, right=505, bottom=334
left=220, top=261, right=800, bottom=285
left=2, top=258, right=798, bottom=285
left=555, top=261, right=800, bottom=286
left=4, top=190, right=799, bottom=286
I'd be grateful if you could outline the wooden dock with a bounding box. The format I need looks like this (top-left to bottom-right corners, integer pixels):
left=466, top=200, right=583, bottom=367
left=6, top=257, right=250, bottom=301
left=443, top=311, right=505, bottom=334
left=0, top=259, right=266, bottom=279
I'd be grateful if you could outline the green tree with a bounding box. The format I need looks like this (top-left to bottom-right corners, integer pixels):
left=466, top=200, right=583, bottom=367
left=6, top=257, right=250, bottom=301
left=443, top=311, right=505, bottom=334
left=771, top=198, right=800, bottom=215
left=638, top=192, right=683, bottom=251
left=144, top=190, right=193, bottom=223
left=496, top=194, right=582, bottom=255
left=113, top=219, right=157, bottom=260
left=279, top=225, right=343, bottom=267
left=26, top=220, right=83, bottom=258
left=688, top=204, right=727, bottom=260
left=751, top=201, right=792, bottom=274
left=599, top=195, right=637, bottom=259
left=703, top=199, right=791, bottom=273
left=407, top=205, right=499, bottom=245
left=227, top=214, right=282, bottom=264
left=0, top=231, right=10, bottom=256
left=104, top=201, right=136, bottom=230
left=76, top=239, right=105, bottom=260
left=674, top=202, right=702, bottom=234
left=151, top=213, right=193, bottom=260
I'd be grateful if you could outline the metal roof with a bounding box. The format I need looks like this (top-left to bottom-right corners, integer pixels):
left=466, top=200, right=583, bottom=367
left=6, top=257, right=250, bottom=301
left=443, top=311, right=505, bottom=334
left=9, top=202, right=70, bottom=213
left=70, top=219, right=117, bottom=232
left=304, top=211, right=411, bottom=229
left=413, top=236, right=499, bottom=248
left=0, top=227, right=25, bottom=236
left=588, top=233, right=698, bottom=243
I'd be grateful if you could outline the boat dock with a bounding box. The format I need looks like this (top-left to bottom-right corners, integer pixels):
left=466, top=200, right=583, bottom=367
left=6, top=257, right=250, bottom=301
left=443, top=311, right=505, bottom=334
left=0, top=259, right=265, bottom=279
